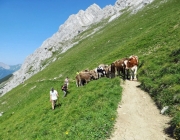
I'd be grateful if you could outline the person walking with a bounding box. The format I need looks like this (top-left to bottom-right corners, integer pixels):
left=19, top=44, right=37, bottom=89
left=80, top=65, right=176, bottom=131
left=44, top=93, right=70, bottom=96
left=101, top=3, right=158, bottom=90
left=61, top=84, right=68, bottom=97
left=64, top=77, right=69, bottom=89
left=50, top=88, right=59, bottom=110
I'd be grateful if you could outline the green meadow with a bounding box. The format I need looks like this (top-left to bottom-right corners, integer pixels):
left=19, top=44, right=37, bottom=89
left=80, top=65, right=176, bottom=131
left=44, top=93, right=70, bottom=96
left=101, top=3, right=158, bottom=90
left=0, top=0, right=180, bottom=139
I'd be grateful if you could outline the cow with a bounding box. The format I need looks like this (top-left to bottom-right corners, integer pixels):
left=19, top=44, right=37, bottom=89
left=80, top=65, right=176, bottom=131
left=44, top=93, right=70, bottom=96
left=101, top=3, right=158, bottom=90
left=123, top=55, right=138, bottom=80
left=113, top=58, right=128, bottom=79
left=75, top=71, right=97, bottom=87
left=80, top=69, right=98, bottom=80
left=116, top=58, right=127, bottom=76
left=103, top=65, right=111, bottom=78
left=99, top=64, right=109, bottom=77
left=94, top=64, right=107, bottom=78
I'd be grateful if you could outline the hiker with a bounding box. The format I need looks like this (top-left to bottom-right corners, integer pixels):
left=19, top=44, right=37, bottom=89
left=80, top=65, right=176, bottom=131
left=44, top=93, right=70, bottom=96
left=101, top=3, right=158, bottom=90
left=50, top=88, right=59, bottom=110
left=62, top=84, right=68, bottom=97
left=64, top=77, right=69, bottom=89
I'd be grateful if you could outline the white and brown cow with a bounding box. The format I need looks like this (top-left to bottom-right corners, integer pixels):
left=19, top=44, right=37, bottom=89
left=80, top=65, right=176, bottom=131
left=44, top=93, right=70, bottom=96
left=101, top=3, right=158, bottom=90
left=124, top=55, right=138, bottom=80
left=94, top=64, right=108, bottom=78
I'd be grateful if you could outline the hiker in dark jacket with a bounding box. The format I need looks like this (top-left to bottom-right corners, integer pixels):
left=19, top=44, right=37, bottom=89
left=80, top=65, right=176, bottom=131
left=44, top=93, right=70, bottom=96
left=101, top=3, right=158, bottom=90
left=62, top=84, right=68, bottom=97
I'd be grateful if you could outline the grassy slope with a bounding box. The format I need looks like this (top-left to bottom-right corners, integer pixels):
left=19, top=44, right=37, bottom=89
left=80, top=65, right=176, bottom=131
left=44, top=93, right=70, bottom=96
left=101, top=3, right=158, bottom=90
left=0, top=0, right=180, bottom=139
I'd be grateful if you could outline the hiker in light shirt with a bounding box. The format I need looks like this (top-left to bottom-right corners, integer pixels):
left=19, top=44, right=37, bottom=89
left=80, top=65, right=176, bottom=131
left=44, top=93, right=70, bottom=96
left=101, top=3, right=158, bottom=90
left=50, top=88, right=58, bottom=110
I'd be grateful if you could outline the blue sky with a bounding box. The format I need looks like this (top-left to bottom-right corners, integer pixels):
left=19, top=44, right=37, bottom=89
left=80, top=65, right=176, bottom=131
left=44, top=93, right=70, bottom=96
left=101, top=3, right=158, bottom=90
left=0, top=0, right=116, bottom=65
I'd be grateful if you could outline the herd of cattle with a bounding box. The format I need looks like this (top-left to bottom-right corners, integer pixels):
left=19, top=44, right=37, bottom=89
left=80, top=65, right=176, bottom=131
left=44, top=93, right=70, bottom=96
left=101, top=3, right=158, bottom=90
left=75, top=55, right=139, bottom=87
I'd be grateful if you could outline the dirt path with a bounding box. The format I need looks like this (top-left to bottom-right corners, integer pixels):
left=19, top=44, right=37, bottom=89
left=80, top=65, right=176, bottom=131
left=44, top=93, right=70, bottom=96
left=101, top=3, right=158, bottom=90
left=109, top=80, right=174, bottom=140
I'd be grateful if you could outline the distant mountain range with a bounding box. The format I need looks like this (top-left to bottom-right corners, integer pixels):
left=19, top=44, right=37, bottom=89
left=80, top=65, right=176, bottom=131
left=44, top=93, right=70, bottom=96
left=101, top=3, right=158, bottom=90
left=0, top=62, right=21, bottom=79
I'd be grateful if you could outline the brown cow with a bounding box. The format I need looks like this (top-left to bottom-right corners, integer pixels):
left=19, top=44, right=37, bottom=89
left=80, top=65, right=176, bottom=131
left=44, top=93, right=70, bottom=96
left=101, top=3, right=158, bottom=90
left=113, top=58, right=128, bottom=78
left=81, top=69, right=98, bottom=79
left=75, top=71, right=96, bottom=87
left=124, top=55, right=138, bottom=80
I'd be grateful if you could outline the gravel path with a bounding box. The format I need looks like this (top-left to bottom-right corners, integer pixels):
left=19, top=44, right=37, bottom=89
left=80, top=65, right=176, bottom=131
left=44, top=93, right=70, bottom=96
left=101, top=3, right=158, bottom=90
left=109, top=80, right=174, bottom=140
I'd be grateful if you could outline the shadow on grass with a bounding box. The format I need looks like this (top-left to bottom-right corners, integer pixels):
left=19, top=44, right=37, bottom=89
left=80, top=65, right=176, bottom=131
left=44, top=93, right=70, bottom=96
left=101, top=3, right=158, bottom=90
left=164, top=121, right=175, bottom=139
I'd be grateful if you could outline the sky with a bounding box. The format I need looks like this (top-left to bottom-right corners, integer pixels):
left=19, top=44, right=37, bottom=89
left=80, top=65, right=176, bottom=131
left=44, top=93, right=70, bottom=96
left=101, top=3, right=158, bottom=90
left=0, top=0, right=116, bottom=65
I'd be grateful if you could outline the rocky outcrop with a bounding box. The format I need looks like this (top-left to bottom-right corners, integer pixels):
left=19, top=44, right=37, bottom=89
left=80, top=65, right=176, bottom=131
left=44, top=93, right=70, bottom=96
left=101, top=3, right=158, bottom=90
left=0, top=0, right=154, bottom=96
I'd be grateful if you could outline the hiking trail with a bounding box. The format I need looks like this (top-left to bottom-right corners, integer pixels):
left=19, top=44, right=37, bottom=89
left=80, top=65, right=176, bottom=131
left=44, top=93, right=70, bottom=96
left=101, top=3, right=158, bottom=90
left=109, top=80, right=174, bottom=140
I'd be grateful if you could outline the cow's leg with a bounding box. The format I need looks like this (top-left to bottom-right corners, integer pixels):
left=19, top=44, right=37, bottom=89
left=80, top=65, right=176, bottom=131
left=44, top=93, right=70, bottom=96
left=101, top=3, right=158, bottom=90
left=118, top=68, right=120, bottom=76
left=116, top=68, right=119, bottom=76
left=101, top=70, right=105, bottom=77
left=76, top=81, right=78, bottom=87
left=100, top=72, right=103, bottom=78
left=133, top=66, right=138, bottom=80
left=103, top=70, right=106, bottom=77
left=129, top=69, right=133, bottom=81
left=111, top=71, right=115, bottom=78
left=111, top=64, right=115, bottom=78
left=107, top=71, right=110, bottom=78
left=107, top=69, right=111, bottom=78
left=85, top=80, right=89, bottom=85
left=126, top=69, right=129, bottom=80
left=114, top=67, right=117, bottom=76
left=125, top=69, right=129, bottom=80
left=79, top=79, right=83, bottom=86
left=96, top=72, right=98, bottom=79
left=123, top=68, right=127, bottom=80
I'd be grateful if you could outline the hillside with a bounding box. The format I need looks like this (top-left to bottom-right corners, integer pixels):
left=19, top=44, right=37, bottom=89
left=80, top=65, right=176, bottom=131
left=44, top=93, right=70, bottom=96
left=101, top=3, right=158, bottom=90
left=0, top=0, right=180, bottom=139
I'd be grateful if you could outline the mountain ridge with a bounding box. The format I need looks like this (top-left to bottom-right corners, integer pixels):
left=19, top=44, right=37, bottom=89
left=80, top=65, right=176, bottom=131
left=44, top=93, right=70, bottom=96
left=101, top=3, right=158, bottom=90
left=0, top=62, right=21, bottom=80
left=0, top=62, right=10, bottom=69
